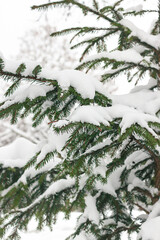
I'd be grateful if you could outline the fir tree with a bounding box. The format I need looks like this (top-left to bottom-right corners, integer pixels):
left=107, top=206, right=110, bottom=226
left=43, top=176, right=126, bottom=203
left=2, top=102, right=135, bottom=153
left=0, top=0, right=160, bottom=240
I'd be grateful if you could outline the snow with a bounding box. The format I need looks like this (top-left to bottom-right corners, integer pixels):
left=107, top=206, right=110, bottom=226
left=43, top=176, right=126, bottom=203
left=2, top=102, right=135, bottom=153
left=130, top=78, right=157, bottom=93
left=128, top=172, right=149, bottom=192
left=81, top=194, right=100, bottom=225
left=138, top=217, right=160, bottom=240
left=112, top=90, right=160, bottom=115
left=116, top=106, right=159, bottom=136
left=147, top=200, right=160, bottom=220
left=69, top=105, right=111, bottom=126
left=120, top=19, right=160, bottom=50
left=36, top=131, right=69, bottom=163
left=84, top=139, right=112, bottom=156
left=1, top=54, right=108, bottom=100
left=93, top=165, right=107, bottom=178
left=19, top=177, right=75, bottom=212
left=85, top=48, right=143, bottom=64
left=41, top=69, right=107, bottom=99
left=0, top=137, right=36, bottom=168
left=20, top=212, right=80, bottom=240
left=62, top=103, right=160, bottom=137
left=96, top=166, right=124, bottom=197
left=125, top=4, right=143, bottom=12
left=73, top=231, right=96, bottom=240
left=0, top=135, right=68, bottom=197
left=1, top=83, right=53, bottom=109
left=78, top=174, right=88, bottom=190
left=125, top=150, right=149, bottom=170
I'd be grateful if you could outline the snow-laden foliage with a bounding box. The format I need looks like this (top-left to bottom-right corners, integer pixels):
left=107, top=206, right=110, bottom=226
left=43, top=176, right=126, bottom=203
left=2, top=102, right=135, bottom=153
left=0, top=14, right=79, bottom=148
left=0, top=1, right=160, bottom=240
left=0, top=80, right=49, bottom=147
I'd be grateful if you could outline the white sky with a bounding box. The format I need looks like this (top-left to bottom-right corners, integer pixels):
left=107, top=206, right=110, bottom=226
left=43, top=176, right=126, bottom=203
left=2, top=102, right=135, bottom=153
left=0, top=0, right=44, bottom=57
left=0, top=0, right=158, bottom=58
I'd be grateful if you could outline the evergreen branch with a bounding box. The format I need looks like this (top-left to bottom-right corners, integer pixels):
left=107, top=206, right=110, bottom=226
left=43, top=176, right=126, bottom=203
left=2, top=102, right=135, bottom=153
left=31, top=0, right=119, bottom=25
left=32, top=1, right=68, bottom=10
left=104, top=224, right=140, bottom=239
left=101, top=65, right=134, bottom=82
left=71, top=29, right=119, bottom=51
left=0, top=69, right=56, bottom=85
left=134, top=202, right=149, bottom=214
left=76, top=56, right=159, bottom=76
left=79, top=42, right=97, bottom=62
left=124, top=9, right=157, bottom=16
left=133, top=136, right=159, bottom=162
left=131, top=36, right=158, bottom=51
left=50, top=27, right=82, bottom=37
left=4, top=78, right=21, bottom=97
left=132, top=187, right=155, bottom=204
left=113, top=0, right=123, bottom=8
left=69, top=27, right=115, bottom=43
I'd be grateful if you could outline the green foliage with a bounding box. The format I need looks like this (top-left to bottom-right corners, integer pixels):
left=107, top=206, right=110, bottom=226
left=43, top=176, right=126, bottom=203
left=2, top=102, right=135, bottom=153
left=32, top=65, right=42, bottom=77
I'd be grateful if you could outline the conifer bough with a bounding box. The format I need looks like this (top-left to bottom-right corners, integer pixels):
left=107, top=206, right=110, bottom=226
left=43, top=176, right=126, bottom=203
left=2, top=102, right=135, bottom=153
left=0, top=0, right=160, bottom=239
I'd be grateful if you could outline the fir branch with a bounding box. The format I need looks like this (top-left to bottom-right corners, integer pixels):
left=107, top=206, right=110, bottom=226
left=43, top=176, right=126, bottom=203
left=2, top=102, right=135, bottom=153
left=71, top=29, right=119, bottom=60
left=134, top=202, right=149, bottom=215
left=50, top=27, right=82, bottom=37
left=31, top=0, right=119, bottom=25
left=123, top=9, right=157, bottom=17
left=0, top=69, right=56, bottom=85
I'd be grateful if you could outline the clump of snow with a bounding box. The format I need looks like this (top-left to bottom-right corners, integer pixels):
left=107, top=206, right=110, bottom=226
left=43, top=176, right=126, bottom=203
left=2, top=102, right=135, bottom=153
left=0, top=132, right=69, bottom=197
left=84, top=139, right=112, bottom=156
left=78, top=174, right=88, bottom=191
left=120, top=19, right=160, bottom=49
left=132, top=45, right=146, bottom=54
left=36, top=131, right=69, bottom=164
left=78, top=194, right=99, bottom=225
left=0, top=137, right=36, bottom=168
left=127, top=167, right=158, bottom=197
left=93, top=165, right=107, bottom=178
left=84, top=195, right=99, bottom=224
left=1, top=154, right=63, bottom=197
left=125, top=150, right=149, bottom=169
left=2, top=83, right=53, bottom=109
left=147, top=200, right=160, bottom=220
left=117, top=107, right=158, bottom=136
left=41, top=69, right=108, bottom=99
left=138, top=217, right=160, bottom=240
left=66, top=104, right=160, bottom=137
left=3, top=57, right=41, bottom=76
left=130, top=78, right=157, bottom=93
left=1, top=54, right=109, bottom=101
left=125, top=4, right=143, bottom=12
left=69, top=105, right=111, bottom=126
left=96, top=166, right=124, bottom=197
left=112, top=90, right=160, bottom=115
left=85, top=48, right=143, bottom=64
